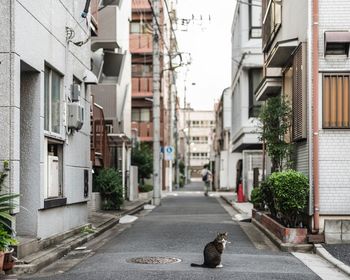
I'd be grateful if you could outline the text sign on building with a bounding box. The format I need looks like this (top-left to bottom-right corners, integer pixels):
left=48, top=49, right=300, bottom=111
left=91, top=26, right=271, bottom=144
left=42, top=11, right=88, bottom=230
left=164, top=146, right=175, bottom=161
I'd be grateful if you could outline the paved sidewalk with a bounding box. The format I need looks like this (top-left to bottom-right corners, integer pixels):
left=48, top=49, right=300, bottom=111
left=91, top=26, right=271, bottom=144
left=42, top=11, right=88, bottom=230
left=220, top=193, right=253, bottom=220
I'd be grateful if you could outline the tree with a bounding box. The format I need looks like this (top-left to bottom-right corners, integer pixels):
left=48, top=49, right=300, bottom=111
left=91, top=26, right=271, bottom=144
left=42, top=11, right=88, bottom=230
left=131, top=143, right=153, bottom=184
left=258, top=96, right=293, bottom=172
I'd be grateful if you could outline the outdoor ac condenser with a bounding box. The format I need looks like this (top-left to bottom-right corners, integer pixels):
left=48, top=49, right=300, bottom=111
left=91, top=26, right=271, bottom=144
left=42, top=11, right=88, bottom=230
left=68, top=103, right=84, bottom=131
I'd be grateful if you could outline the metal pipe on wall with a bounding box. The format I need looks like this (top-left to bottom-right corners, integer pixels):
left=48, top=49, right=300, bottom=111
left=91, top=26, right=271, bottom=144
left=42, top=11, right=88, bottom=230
left=312, top=0, right=320, bottom=232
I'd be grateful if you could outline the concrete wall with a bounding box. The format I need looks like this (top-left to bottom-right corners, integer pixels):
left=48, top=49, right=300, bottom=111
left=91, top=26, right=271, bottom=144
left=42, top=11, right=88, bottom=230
left=0, top=0, right=92, bottom=239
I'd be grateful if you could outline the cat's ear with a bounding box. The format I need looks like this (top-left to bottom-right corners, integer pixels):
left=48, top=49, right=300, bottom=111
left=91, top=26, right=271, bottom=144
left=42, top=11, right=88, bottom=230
left=224, top=232, right=228, bottom=236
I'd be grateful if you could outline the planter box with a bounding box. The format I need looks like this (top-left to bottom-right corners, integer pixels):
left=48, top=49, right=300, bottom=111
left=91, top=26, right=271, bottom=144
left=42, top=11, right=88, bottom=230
left=138, top=191, right=153, bottom=200
left=252, top=209, right=307, bottom=244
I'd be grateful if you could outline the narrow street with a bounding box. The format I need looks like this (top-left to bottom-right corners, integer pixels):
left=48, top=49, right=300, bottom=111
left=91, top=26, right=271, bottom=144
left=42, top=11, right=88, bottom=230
left=20, top=183, right=322, bottom=280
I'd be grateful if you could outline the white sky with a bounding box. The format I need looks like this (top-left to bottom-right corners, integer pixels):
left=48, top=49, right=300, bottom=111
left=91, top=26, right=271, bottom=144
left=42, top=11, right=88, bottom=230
left=175, top=0, right=236, bottom=110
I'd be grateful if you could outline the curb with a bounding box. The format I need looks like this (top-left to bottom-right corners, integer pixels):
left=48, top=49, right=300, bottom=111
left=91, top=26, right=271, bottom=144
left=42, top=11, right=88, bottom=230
left=14, top=200, right=151, bottom=275
left=314, top=244, right=350, bottom=276
left=220, top=195, right=245, bottom=215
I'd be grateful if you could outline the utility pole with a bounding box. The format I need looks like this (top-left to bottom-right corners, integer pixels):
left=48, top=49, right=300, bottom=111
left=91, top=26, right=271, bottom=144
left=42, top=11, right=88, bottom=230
left=152, top=0, right=161, bottom=206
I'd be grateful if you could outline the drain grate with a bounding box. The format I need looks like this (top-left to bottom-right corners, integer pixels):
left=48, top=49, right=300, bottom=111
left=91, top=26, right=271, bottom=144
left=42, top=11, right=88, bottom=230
left=127, top=257, right=182, bottom=264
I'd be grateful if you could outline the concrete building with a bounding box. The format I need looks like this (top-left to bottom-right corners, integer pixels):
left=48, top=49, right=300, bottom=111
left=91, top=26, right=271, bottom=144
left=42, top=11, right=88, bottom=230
left=0, top=0, right=95, bottom=241
left=256, top=0, right=350, bottom=235
left=178, top=108, right=215, bottom=181
left=230, top=1, right=264, bottom=199
left=130, top=0, right=174, bottom=190
left=90, top=0, right=132, bottom=197
left=213, top=88, right=237, bottom=190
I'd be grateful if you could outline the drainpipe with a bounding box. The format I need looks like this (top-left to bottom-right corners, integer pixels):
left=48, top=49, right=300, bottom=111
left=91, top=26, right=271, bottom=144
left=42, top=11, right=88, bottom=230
left=312, top=0, right=320, bottom=232
left=81, top=0, right=92, bottom=18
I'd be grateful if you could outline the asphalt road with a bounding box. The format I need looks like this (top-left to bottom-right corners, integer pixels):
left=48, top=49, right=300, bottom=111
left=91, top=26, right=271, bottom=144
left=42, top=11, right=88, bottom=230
left=20, top=184, right=321, bottom=280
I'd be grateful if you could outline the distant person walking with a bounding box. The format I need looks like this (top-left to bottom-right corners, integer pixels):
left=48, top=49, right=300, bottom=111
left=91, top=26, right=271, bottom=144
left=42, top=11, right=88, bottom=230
left=201, top=164, right=212, bottom=196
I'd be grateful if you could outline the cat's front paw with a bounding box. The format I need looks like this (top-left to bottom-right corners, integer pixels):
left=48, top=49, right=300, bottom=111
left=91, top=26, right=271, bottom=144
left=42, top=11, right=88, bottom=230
left=216, top=264, right=223, bottom=268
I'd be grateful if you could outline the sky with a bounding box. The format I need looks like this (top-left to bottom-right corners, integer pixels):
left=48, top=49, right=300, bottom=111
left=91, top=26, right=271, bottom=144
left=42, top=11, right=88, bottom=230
left=174, top=0, right=236, bottom=110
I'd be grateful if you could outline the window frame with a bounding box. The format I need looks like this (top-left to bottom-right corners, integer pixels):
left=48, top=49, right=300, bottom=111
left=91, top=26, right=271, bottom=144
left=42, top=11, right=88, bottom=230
left=322, top=73, right=350, bottom=129
left=44, top=65, right=63, bottom=138
left=248, top=0, right=262, bottom=39
left=248, top=68, right=263, bottom=118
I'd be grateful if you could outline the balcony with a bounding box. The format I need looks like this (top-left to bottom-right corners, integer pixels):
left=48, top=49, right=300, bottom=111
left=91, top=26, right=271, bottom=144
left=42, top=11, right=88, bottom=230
left=91, top=102, right=111, bottom=168
left=132, top=77, right=153, bottom=98
left=132, top=0, right=151, bottom=10
left=132, top=122, right=164, bottom=142
left=262, top=0, right=282, bottom=52
left=91, top=5, right=120, bottom=51
left=130, top=34, right=152, bottom=54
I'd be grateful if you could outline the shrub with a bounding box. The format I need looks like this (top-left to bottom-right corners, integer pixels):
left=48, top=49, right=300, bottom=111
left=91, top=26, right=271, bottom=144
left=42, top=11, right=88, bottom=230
left=139, top=184, right=153, bottom=193
left=269, top=170, right=309, bottom=227
left=95, top=169, right=124, bottom=210
left=260, top=179, right=277, bottom=217
left=250, top=187, right=263, bottom=210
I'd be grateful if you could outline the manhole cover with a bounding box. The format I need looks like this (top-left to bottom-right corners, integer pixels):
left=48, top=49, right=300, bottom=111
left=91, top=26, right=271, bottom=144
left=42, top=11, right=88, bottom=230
left=127, top=257, right=182, bottom=264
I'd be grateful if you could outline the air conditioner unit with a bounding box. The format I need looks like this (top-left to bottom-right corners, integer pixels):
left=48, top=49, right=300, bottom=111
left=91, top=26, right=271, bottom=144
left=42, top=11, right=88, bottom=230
left=68, top=103, right=84, bottom=131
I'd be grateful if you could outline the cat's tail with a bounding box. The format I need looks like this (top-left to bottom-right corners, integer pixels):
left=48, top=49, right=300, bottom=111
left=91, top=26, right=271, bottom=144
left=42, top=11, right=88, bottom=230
left=190, top=263, right=205, bottom=267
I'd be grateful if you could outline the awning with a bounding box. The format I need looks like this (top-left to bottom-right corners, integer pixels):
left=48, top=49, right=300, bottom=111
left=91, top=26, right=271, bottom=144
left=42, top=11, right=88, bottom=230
left=324, top=31, right=350, bottom=56
left=255, top=76, right=282, bottom=101
left=266, top=39, right=299, bottom=67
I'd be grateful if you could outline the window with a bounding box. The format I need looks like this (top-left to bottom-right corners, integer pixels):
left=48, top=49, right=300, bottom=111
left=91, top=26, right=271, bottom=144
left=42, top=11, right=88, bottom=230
left=130, top=21, right=151, bottom=34
left=249, top=0, right=262, bottom=38
left=292, top=45, right=307, bottom=140
left=132, top=64, right=153, bottom=77
left=132, top=108, right=151, bottom=122
left=44, top=66, right=62, bottom=134
left=140, top=108, right=151, bottom=122
left=105, top=120, right=113, bottom=134
left=132, top=109, right=140, bottom=121
left=324, top=31, right=350, bottom=56
left=323, top=73, right=350, bottom=128
left=249, top=68, right=263, bottom=118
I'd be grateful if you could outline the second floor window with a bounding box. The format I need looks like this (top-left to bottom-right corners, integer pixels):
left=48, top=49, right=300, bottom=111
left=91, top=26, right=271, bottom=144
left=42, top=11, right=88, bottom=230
left=249, top=0, right=262, bottom=38
left=249, top=68, right=263, bottom=118
left=44, top=66, right=62, bottom=135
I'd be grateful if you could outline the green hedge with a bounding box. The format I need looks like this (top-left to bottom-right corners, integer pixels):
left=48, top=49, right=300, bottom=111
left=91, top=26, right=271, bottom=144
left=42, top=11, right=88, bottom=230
left=260, top=170, right=309, bottom=228
left=95, top=169, right=124, bottom=210
left=139, top=184, right=153, bottom=193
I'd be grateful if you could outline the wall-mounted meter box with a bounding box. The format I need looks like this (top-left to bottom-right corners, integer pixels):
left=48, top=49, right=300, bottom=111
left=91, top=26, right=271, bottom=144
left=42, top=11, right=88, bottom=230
left=71, top=84, right=81, bottom=102
left=68, top=103, right=84, bottom=131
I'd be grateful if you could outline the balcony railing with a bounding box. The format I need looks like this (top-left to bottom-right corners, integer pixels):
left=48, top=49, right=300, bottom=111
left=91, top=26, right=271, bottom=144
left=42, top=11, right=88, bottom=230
left=132, top=77, right=153, bottom=97
left=132, top=122, right=164, bottom=142
left=91, top=5, right=119, bottom=51
left=130, top=34, right=152, bottom=53
left=91, top=100, right=111, bottom=168
left=262, top=0, right=282, bottom=52
left=132, top=0, right=152, bottom=10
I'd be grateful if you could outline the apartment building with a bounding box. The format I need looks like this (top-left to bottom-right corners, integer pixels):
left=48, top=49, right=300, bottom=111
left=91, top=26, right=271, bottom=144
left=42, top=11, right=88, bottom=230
left=0, top=0, right=95, bottom=241
left=230, top=1, right=264, bottom=199
left=178, top=109, right=215, bottom=181
left=130, top=0, right=173, bottom=190
left=90, top=0, right=132, bottom=197
left=256, top=0, right=350, bottom=234
left=213, top=88, right=237, bottom=190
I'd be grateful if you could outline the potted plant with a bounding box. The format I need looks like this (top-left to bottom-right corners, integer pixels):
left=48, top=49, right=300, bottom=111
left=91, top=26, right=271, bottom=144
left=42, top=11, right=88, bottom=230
left=0, top=167, right=19, bottom=271
left=0, top=226, right=17, bottom=271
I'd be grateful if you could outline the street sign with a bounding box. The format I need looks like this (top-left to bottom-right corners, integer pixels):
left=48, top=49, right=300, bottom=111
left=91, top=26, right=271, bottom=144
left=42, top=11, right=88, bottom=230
left=164, top=146, right=175, bottom=161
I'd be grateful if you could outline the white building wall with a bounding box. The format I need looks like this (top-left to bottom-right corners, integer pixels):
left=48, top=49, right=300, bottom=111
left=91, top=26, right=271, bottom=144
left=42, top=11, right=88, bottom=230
left=317, top=0, right=350, bottom=215
left=0, top=0, right=92, bottom=239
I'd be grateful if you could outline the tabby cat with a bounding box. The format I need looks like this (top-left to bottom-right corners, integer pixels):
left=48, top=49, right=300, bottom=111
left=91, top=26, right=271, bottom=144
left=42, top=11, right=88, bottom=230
left=191, top=232, right=229, bottom=268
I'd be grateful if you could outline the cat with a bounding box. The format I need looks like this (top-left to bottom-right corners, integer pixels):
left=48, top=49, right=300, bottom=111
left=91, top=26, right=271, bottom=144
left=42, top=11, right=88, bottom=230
left=191, top=232, right=230, bottom=268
